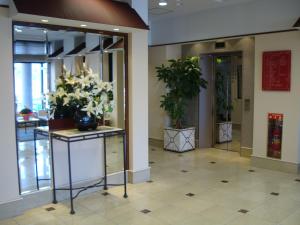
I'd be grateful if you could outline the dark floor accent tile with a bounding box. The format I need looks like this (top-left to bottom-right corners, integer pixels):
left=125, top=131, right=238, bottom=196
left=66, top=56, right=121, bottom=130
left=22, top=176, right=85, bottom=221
left=45, top=207, right=55, bottom=212
left=147, top=180, right=153, bottom=183
left=149, top=161, right=155, bottom=164
left=140, top=209, right=151, bottom=214
left=178, top=154, right=183, bottom=157
left=248, top=169, right=255, bottom=172
left=112, top=151, right=117, bottom=154
left=221, top=180, right=229, bottom=183
left=151, top=148, right=156, bottom=151
left=181, top=170, right=188, bottom=173
left=210, top=161, right=216, bottom=164
left=270, top=192, right=279, bottom=196
left=295, top=179, right=300, bottom=182
left=186, top=193, right=195, bottom=197
left=238, top=209, right=249, bottom=214
left=102, top=192, right=110, bottom=196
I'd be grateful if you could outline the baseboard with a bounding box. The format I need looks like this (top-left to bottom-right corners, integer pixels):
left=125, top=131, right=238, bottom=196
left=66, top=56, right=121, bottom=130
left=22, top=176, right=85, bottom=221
left=0, top=172, right=126, bottom=220
left=149, top=138, right=201, bottom=149
left=149, top=138, right=163, bottom=148
left=251, top=156, right=300, bottom=174
left=240, top=147, right=253, bottom=157
left=128, top=167, right=151, bottom=183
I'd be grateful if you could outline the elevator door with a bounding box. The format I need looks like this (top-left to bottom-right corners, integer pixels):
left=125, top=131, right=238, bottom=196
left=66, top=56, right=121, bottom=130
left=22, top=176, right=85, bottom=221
left=213, top=54, right=242, bottom=152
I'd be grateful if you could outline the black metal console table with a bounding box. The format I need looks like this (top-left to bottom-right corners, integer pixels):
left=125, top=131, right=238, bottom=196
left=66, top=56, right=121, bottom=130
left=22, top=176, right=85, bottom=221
left=33, top=126, right=51, bottom=190
left=49, top=126, right=128, bottom=214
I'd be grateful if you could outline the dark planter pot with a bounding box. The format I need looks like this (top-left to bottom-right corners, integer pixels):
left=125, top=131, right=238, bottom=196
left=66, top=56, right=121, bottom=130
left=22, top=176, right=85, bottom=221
left=48, top=118, right=76, bottom=131
left=74, top=111, right=98, bottom=131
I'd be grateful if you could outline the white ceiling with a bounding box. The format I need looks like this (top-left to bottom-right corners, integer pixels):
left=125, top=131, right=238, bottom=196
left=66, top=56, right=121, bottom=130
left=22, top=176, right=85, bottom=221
left=149, top=0, right=258, bottom=21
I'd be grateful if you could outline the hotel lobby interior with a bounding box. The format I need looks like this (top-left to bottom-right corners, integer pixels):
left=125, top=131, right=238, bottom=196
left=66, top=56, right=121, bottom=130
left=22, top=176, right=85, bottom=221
left=0, top=0, right=300, bottom=225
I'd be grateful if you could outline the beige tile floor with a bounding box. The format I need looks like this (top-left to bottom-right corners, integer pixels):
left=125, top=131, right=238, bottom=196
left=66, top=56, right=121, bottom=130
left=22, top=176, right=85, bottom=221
left=214, top=127, right=241, bottom=153
left=2, top=146, right=300, bottom=225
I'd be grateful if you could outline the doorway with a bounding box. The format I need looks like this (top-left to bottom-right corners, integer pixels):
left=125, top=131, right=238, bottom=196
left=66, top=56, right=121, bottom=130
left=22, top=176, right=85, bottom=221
left=212, top=53, right=242, bottom=152
left=199, top=52, right=242, bottom=152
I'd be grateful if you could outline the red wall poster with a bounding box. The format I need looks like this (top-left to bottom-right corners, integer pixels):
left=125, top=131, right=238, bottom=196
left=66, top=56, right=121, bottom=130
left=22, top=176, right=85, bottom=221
left=267, top=113, right=283, bottom=159
left=262, top=50, right=291, bottom=91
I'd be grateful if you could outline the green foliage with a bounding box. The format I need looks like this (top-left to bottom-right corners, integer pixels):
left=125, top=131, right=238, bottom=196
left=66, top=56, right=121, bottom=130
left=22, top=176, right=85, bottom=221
left=20, top=107, right=32, bottom=114
left=215, top=71, right=233, bottom=122
left=156, top=57, right=207, bottom=128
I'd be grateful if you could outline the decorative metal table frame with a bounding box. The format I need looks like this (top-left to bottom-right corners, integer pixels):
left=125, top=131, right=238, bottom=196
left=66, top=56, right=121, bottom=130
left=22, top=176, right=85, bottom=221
left=33, top=127, right=51, bottom=190
left=48, top=127, right=128, bottom=215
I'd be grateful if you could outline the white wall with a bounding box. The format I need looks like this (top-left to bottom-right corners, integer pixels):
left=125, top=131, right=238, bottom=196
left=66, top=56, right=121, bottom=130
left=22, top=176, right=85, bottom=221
left=148, top=45, right=182, bottom=140
left=128, top=30, right=149, bottom=176
left=253, top=31, right=300, bottom=164
left=131, top=0, right=148, bottom=25
left=150, top=0, right=300, bottom=45
left=0, top=7, right=20, bottom=203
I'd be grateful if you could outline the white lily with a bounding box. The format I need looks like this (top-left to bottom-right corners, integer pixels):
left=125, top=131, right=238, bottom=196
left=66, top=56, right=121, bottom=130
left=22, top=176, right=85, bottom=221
left=81, top=101, right=94, bottom=117
left=63, top=96, right=70, bottom=106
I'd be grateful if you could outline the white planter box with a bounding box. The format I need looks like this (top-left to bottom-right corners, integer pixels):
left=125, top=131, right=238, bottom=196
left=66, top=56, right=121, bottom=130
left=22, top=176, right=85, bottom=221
left=216, top=122, right=232, bottom=143
left=164, top=127, right=195, bottom=152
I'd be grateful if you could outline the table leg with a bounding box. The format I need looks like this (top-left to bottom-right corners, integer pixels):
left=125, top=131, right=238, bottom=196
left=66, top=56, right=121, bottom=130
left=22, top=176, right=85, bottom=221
left=123, top=132, right=128, bottom=198
left=67, top=141, right=75, bottom=215
left=50, top=134, right=57, bottom=204
left=34, top=130, right=39, bottom=190
left=103, top=135, right=108, bottom=190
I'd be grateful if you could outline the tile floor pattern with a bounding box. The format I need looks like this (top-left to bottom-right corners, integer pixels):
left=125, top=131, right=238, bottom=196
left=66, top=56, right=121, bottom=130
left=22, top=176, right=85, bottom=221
left=2, top=147, right=300, bottom=225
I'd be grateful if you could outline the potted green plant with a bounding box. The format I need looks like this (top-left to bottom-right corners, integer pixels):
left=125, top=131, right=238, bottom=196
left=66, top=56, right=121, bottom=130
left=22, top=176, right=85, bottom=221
left=215, top=71, right=233, bottom=143
left=156, top=57, right=207, bottom=152
left=19, top=107, right=33, bottom=120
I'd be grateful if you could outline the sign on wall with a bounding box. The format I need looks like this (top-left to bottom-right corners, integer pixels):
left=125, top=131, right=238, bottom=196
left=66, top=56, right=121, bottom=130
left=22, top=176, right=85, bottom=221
left=262, top=50, right=291, bottom=91
left=267, top=113, right=283, bottom=159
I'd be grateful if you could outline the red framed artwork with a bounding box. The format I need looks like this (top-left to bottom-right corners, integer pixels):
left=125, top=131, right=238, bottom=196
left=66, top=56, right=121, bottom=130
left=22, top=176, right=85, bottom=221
left=262, top=50, right=291, bottom=91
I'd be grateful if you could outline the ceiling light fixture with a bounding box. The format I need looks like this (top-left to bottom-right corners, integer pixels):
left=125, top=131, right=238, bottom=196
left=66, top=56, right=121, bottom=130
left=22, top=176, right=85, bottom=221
left=41, top=19, right=49, bottom=23
left=159, top=0, right=168, bottom=6
left=43, top=30, right=47, bottom=34
left=113, top=28, right=120, bottom=31
left=80, top=24, right=87, bottom=27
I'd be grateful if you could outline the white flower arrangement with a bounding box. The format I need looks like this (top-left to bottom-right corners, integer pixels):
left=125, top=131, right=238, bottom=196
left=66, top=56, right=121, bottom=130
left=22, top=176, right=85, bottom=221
left=48, top=65, right=114, bottom=120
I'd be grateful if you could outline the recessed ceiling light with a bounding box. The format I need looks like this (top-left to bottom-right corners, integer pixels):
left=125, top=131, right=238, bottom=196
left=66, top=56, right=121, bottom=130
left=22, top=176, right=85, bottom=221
left=159, top=0, right=168, bottom=6
left=41, top=19, right=49, bottom=23
left=43, top=30, right=47, bottom=34
left=113, top=28, right=120, bottom=31
left=80, top=24, right=87, bottom=27
left=15, top=28, right=22, bottom=33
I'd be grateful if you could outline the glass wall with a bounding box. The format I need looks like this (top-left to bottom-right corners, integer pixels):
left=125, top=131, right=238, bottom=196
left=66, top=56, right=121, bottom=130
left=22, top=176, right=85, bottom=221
left=14, top=63, right=48, bottom=112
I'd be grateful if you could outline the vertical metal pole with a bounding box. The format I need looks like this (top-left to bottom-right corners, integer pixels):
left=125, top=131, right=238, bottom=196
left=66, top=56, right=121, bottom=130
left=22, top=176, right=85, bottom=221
left=34, top=129, right=39, bottom=190
left=50, top=133, right=57, bottom=204
left=123, top=131, right=128, bottom=198
left=67, top=141, right=75, bottom=214
left=103, top=134, right=108, bottom=190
